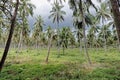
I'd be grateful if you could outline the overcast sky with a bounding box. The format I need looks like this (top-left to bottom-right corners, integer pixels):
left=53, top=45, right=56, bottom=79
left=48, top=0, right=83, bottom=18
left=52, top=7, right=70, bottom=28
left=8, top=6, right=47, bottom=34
left=28, top=0, right=99, bottom=30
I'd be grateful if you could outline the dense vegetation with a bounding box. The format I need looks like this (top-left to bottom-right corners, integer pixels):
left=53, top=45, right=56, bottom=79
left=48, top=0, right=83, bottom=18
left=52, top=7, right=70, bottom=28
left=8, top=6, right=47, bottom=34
left=0, top=0, right=120, bottom=79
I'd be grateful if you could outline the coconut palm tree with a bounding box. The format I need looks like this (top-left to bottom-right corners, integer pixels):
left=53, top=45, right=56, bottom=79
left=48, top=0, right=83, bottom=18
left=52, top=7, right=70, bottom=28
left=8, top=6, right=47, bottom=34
left=49, top=1, right=66, bottom=57
left=17, top=0, right=35, bottom=52
left=45, top=26, right=53, bottom=63
left=72, top=10, right=83, bottom=51
left=59, top=27, right=70, bottom=54
left=97, top=0, right=120, bottom=45
left=97, top=2, right=111, bottom=51
left=98, top=24, right=111, bottom=48
left=87, top=14, right=100, bottom=49
left=0, top=0, right=19, bottom=72
left=68, top=0, right=97, bottom=65
left=33, top=15, right=44, bottom=49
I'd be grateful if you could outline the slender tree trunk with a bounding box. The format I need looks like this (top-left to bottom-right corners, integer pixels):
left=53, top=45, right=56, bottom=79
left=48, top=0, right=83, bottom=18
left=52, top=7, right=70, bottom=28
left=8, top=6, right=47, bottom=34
left=93, top=30, right=96, bottom=51
left=63, top=46, right=65, bottom=55
left=0, top=0, right=19, bottom=72
left=57, top=23, right=60, bottom=57
left=102, top=20, right=107, bottom=52
left=46, top=35, right=52, bottom=63
left=79, top=37, right=82, bottom=52
left=79, top=0, right=91, bottom=65
left=36, top=40, right=38, bottom=49
left=46, top=35, right=53, bottom=63
left=82, top=19, right=92, bottom=65
left=110, top=0, right=120, bottom=51
left=104, top=28, right=107, bottom=52
left=17, top=29, right=22, bottom=53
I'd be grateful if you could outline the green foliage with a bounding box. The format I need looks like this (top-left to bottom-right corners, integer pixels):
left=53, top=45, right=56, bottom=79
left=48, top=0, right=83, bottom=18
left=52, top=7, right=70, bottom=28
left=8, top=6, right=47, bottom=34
left=0, top=48, right=120, bottom=80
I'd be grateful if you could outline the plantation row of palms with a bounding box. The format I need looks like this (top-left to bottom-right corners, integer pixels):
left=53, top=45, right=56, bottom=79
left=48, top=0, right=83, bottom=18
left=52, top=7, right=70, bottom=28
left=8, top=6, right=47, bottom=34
left=0, top=0, right=120, bottom=71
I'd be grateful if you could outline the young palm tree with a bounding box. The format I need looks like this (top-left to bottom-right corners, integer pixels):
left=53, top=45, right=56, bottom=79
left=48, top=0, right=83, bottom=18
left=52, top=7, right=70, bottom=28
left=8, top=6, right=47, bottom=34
left=49, top=1, right=66, bottom=57
left=69, top=29, right=76, bottom=48
left=59, top=27, right=70, bottom=54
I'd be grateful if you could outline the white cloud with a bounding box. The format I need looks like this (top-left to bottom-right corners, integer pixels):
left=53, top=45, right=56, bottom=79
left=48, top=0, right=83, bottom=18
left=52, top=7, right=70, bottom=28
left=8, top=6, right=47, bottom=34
left=30, top=0, right=51, bottom=16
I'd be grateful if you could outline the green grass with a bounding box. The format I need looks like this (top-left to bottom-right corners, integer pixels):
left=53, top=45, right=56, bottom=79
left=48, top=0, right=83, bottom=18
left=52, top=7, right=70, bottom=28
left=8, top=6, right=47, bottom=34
left=0, top=48, right=120, bottom=80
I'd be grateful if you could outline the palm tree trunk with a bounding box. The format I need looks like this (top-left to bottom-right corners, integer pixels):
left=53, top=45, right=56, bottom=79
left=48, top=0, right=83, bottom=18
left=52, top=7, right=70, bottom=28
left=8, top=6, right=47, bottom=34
left=80, top=40, right=82, bottom=51
left=46, top=35, right=52, bottom=63
left=79, top=36, right=82, bottom=52
left=63, top=46, right=65, bottom=55
left=36, top=40, right=38, bottom=49
left=0, top=0, right=19, bottom=72
left=110, top=0, right=120, bottom=52
left=79, top=0, right=91, bottom=65
left=102, top=19, right=107, bottom=52
left=104, top=28, right=107, bottom=52
left=17, top=29, right=22, bottom=53
left=83, top=19, right=92, bottom=65
left=57, top=23, right=60, bottom=57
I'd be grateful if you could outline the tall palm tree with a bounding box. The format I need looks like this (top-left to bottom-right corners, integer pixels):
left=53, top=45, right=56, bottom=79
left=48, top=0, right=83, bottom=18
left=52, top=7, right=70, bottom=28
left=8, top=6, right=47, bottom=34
left=68, top=0, right=96, bottom=65
left=73, top=10, right=83, bottom=51
left=49, top=1, right=66, bottom=28
left=45, top=26, right=53, bottom=63
left=97, top=2, right=111, bottom=51
left=33, top=15, right=44, bottom=49
left=0, top=0, right=19, bottom=72
left=97, top=0, right=120, bottom=45
left=17, top=0, right=35, bottom=52
left=49, top=1, right=66, bottom=57
left=87, top=15, right=100, bottom=49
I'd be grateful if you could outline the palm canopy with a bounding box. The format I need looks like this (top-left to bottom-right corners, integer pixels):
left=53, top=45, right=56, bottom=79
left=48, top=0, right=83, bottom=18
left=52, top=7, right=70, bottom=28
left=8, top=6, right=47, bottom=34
left=68, top=0, right=97, bottom=14
left=97, top=2, right=111, bottom=22
left=19, top=0, right=36, bottom=17
left=59, top=27, right=71, bottom=48
left=46, top=26, right=53, bottom=39
left=33, top=15, right=44, bottom=39
left=49, top=1, right=66, bottom=26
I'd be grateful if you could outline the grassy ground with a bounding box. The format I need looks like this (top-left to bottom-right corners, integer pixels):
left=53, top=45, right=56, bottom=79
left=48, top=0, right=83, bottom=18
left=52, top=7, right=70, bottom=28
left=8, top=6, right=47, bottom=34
left=0, top=48, right=120, bottom=80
